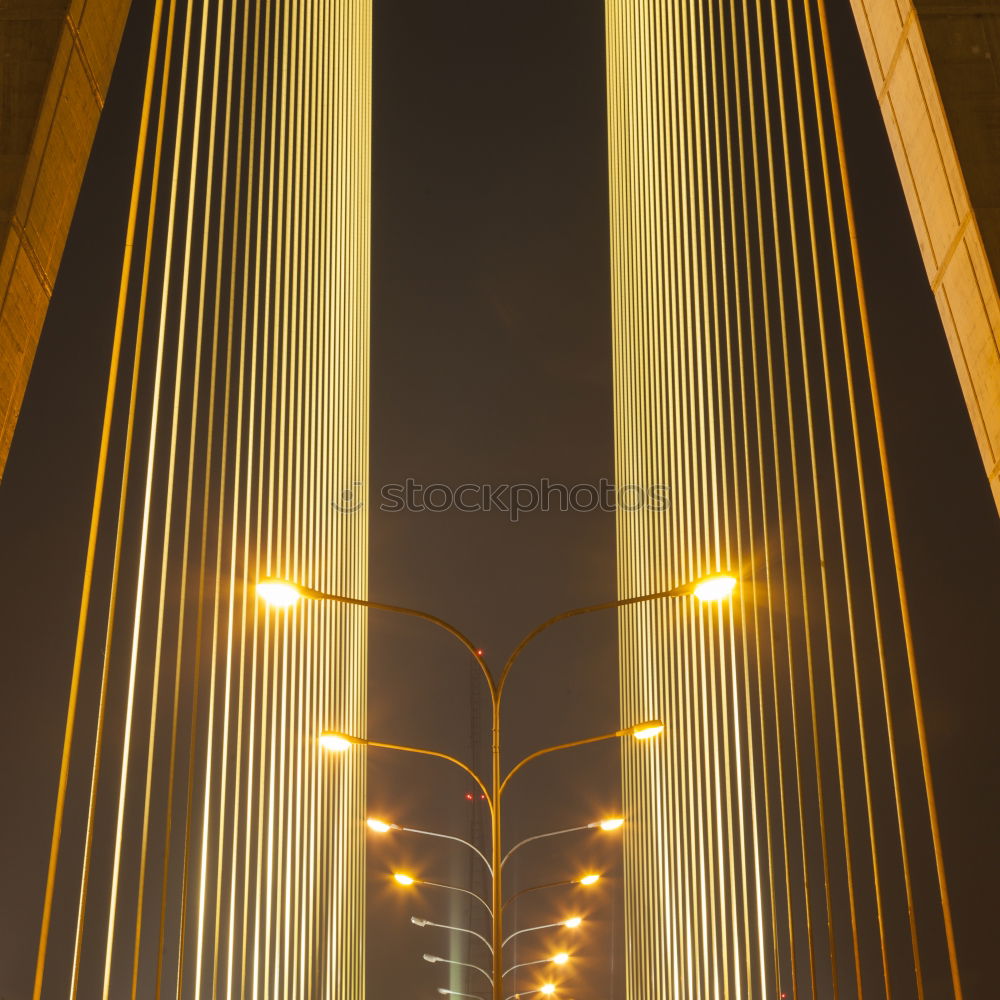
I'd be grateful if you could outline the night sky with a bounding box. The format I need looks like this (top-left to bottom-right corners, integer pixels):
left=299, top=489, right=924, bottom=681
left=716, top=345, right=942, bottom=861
left=1, top=2, right=998, bottom=998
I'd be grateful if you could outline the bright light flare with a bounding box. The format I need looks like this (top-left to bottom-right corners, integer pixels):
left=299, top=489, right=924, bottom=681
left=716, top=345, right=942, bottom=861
left=632, top=720, right=665, bottom=740
left=564, top=916, right=583, bottom=929
left=319, top=732, right=353, bottom=752
left=540, top=985, right=556, bottom=995
left=692, top=573, right=737, bottom=602
left=599, top=817, right=624, bottom=831
left=256, top=578, right=302, bottom=608
left=393, top=873, right=416, bottom=886
left=366, top=817, right=393, bottom=833
left=551, top=952, right=569, bottom=965
left=578, top=873, right=600, bottom=886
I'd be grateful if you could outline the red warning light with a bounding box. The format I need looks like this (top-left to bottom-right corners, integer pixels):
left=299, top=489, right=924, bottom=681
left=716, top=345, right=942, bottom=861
left=476, top=649, right=484, bottom=656
left=465, top=793, right=474, bottom=801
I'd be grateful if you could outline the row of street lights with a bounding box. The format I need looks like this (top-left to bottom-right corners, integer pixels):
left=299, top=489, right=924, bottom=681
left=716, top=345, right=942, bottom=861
left=257, top=570, right=737, bottom=998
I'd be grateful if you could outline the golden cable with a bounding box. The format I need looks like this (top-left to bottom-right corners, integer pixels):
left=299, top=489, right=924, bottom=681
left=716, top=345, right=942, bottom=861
left=64, top=0, right=175, bottom=995
left=814, top=0, right=964, bottom=993
left=31, top=0, right=169, bottom=994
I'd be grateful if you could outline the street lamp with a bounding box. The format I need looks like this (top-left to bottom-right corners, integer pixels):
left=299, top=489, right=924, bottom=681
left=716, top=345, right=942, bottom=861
left=260, top=569, right=734, bottom=999
left=504, top=953, right=570, bottom=977
left=390, top=874, right=492, bottom=917
left=423, top=953, right=492, bottom=986
left=500, top=817, right=624, bottom=870
left=504, top=986, right=557, bottom=999
left=367, top=815, right=492, bottom=873
left=412, top=916, right=493, bottom=954
left=501, top=917, right=582, bottom=948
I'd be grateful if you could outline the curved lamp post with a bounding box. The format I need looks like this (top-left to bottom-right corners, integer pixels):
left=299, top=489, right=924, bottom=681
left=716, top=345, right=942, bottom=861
left=257, top=570, right=736, bottom=999
left=368, top=816, right=493, bottom=875
left=501, top=917, right=582, bottom=949
left=423, top=953, right=493, bottom=986
left=500, top=817, right=623, bottom=870
left=412, top=915, right=493, bottom=954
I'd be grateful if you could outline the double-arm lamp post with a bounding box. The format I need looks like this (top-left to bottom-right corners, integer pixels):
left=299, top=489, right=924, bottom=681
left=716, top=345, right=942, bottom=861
left=257, top=571, right=736, bottom=999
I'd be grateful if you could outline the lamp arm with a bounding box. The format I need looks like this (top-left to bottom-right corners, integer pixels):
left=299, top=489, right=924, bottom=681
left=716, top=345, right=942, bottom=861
left=501, top=957, right=547, bottom=977
left=420, top=880, right=494, bottom=918
left=356, top=738, right=493, bottom=811
left=428, top=956, right=493, bottom=986
left=404, top=827, right=493, bottom=876
left=501, top=879, right=573, bottom=913
left=294, top=582, right=497, bottom=700
left=499, top=728, right=629, bottom=799
left=500, top=921, right=563, bottom=948
left=497, top=586, right=684, bottom=700
left=419, top=918, right=493, bottom=954
left=499, top=825, right=590, bottom=869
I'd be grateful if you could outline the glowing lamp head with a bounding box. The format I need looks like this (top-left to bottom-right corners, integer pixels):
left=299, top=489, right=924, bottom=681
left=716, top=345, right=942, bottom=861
left=319, top=732, right=353, bottom=752
left=692, top=573, right=737, bottom=602
left=578, top=873, right=601, bottom=886
left=256, top=578, right=302, bottom=608
left=366, top=817, right=393, bottom=833
left=540, top=985, right=556, bottom=995
left=632, top=720, right=665, bottom=740
left=393, top=873, right=415, bottom=886
left=599, top=817, right=624, bottom=831
left=564, top=916, right=583, bottom=929
left=551, top=952, right=569, bottom=965
left=422, top=953, right=440, bottom=964
left=411, top=916, right=429, bottom=927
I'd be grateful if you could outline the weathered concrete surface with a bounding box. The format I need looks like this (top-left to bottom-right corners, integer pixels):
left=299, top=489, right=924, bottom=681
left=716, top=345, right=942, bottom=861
left=0, top=0, right=131, bottom=480
left=849, top=0, right=1000, bottom=512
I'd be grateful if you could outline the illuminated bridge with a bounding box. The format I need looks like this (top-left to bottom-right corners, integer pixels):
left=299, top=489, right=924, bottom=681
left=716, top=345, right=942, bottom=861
left=0, top=0, right=996, bottom=997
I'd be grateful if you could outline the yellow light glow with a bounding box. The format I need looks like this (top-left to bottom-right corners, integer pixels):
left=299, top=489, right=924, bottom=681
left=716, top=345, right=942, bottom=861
left=692, top=573, right=737, bottom=602
left=256, top=578, right=303, bottom=608
left=599, top=817, right=624, bottom=831
left=367, top=818, right=393, bottom=833
left=578, top=873, right=600, bottom=886
left=393, top=873, right=415, bottom=886
left=632, top=720, right=665, bottom=740
left=540, top=985, right=556, bottom=995
left=319, top=732, right=353, bottom=752
left=551, top=952, right=569, bottom=965
left=564, top=916, right=582, bottom=929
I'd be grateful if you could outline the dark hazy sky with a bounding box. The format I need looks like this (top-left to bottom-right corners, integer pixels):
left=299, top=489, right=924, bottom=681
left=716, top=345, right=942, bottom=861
left=1, top=1, right=997, bottom=998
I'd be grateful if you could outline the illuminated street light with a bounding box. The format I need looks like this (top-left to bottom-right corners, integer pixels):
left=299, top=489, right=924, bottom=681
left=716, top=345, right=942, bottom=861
left=631, top=721, right=664, bottom=740
left=256, top=578, right=303, bottom=608
left=501, top=917, right=583, bottom=947
left=267, top=572, right=718, bottom=1000
left=503, top=952, right=572, bottom=979
left=318, top=732, right=353, bottom=752
left=692, top=573, right=737, bottom=602
left=501, top=815, right=625, bottom=870
left=365, top=814, right=492, bottom=872
left=391, top=873, right=493, bottom=916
